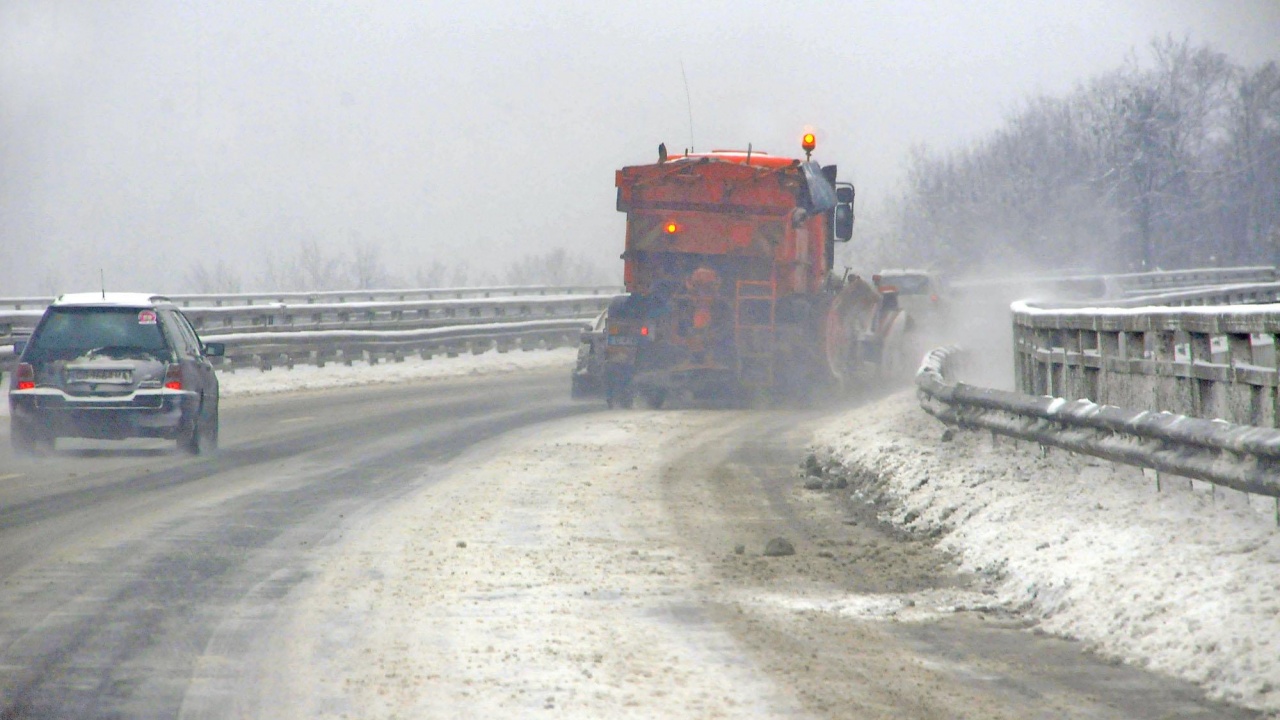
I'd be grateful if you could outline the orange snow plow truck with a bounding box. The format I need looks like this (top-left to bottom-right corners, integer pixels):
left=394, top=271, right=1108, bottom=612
left=601, top=135, right=907, bottom=408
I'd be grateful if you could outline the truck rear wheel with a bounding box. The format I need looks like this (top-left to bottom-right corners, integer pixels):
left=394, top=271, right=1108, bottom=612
left=605, top=365, right=634, bottom=409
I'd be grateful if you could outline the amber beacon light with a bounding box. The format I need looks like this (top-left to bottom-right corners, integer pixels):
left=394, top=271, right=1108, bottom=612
left=801, top=133, right=816, bottom=156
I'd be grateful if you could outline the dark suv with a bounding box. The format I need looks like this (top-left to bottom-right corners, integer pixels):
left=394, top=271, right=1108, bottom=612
left=9, top=293, right=224, bottom=455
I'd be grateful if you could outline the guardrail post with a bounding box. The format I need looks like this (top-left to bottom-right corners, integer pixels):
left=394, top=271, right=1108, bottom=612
left=1226, top=333, right=1261, bottom=425
left=1189, top=332, right=1218, bottom=419
left=1013, top=320, right=1028, bottom=393
left=1064, top=329, right=1082, bottom=400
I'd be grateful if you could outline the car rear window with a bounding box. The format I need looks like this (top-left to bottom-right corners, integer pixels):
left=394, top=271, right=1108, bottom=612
left=24, top=307, right=170, bottom=361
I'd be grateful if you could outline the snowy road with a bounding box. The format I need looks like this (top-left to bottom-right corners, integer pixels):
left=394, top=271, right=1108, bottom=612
left=0, top=350, right=1270, bottom=718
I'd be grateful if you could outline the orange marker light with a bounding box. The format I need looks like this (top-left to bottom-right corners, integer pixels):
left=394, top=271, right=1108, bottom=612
left=665, top=221, right=679, bottom=234
left=801, top=133, right=816, bottom=153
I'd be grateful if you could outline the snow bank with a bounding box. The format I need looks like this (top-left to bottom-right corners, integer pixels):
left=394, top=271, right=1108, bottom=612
left=813, top=391, right=1280, bottom=714
left=217, top=347, right=576, bottom=398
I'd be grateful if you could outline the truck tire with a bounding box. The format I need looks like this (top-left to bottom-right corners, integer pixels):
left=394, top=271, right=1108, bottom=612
left=641, top=389, right=666, bottom=409
left=605, top=365, right=634, bottom=409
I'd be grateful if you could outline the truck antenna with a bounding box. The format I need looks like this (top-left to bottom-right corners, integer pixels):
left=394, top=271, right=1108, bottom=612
left=100, top=269, right=106, bottom=299
left=680, top=60, right=695, bottom=152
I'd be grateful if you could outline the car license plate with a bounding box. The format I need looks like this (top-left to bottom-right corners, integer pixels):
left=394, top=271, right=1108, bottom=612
left=607, top=336, right=638, bottom=346
left=69, top=369, right=132, bottom=383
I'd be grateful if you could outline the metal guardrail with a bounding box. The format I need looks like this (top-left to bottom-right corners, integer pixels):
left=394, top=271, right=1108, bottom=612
left=0, top=285, right=622, bottom=311
left=0, top=290, right=615, bottom=373
left=950, top=266, right=1277, bottom=302
left=1035, top=281, right=1280, bottom=309
left=917, top=346, right=1280, bottom=523
left=0, top=293, right=614, bottom=340
left=204, top=319, right=593, bottom=371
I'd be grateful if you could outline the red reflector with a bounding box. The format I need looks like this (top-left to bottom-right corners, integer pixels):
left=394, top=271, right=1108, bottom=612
left=930, top=294, right=939, bottom=302
left=640, top=326, right=649, bottom=336
left=15, top=363, right=34, bottom=390
left=164, top=364, right=183, bottom=391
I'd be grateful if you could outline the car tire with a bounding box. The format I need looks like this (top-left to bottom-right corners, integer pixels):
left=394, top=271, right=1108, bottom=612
left=201, top=401, right=219, bottom=453
left=178, top=397, right=217, bottom=455
left=11, top=419, right=52, bottom=456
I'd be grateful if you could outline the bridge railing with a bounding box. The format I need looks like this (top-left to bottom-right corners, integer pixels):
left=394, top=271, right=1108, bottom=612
left=1012, top=301, right=1280, bottom=428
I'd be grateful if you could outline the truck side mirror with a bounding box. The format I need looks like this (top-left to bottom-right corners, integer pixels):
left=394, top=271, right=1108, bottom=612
left=834, top=183, right=855, bottom=241
left=834, top=204, right=854, bottom=241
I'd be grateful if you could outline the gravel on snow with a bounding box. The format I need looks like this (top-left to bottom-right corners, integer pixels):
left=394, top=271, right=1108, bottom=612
left=267, top=412, right=809, bottom=718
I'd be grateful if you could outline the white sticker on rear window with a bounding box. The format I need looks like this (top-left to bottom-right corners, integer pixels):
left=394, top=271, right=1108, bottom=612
left=138, top=310, right=157, bottom=324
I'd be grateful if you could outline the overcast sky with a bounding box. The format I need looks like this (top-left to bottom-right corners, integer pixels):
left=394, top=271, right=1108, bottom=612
left=2, top=0, right=1278, bottom=294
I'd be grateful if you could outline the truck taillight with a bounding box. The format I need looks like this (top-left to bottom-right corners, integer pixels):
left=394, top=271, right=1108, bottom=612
left=640, top=326, right=649, bottom=337
left=15, top=363, right=34, bottom=390
left=164, top=364, right=183, bottom=390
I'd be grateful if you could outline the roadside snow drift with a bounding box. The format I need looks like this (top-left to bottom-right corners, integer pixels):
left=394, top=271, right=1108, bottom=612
left=813, top=391, right=1280, bottom=714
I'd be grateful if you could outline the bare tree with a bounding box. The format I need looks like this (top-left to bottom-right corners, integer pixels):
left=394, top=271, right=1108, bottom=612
left=503, top=248, right=607, bottom=286
left=185, top=260, right=243, bottom=293
left=414, top=259, right=450, bottom=288
left=883, top=36, right=1277, bottom=278
left=350, top=241, right=390, bottom=289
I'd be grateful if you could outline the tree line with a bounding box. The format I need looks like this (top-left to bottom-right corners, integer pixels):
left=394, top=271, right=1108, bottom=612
left=861, top=37, right=1280, bottom=277
left=184, top=242, right=613, bottom=293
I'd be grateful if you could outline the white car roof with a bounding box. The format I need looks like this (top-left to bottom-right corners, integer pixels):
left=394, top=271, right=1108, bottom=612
left=52, top=292, right=172, bottom=308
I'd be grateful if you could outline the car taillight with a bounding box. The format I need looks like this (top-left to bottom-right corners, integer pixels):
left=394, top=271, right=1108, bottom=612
left=164, top=364, right=183, bottom=390
left=640, top=326, right=649, bottom=337
left=15, top=363, right=34, bottom=390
